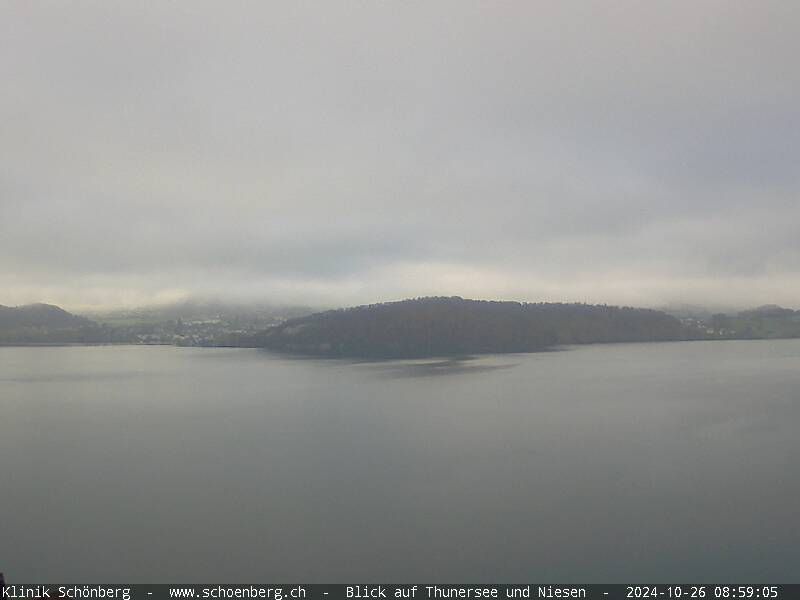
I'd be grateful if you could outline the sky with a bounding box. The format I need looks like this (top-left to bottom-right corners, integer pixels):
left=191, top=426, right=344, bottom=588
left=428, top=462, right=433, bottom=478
left=1, top=1, right=799, bottom=311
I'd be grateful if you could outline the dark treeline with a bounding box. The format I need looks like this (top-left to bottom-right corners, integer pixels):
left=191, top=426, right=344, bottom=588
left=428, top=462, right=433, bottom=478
left=252, top=297, right=699, bottom=358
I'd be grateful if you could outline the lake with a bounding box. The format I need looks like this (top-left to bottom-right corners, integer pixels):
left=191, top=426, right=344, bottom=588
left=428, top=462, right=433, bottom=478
left=1, top=341, right=799, bottom=582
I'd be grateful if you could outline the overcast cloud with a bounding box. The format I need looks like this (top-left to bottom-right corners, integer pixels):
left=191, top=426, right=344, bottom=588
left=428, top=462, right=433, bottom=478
left=2, top=1, right=799, bottom=310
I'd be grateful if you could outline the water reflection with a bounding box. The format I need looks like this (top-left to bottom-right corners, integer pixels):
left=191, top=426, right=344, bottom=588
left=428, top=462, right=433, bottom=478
left=360, top=356, right=520, bottom=378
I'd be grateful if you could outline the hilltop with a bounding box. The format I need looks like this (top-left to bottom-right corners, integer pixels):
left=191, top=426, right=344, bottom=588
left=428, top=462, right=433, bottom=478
left=251, top=297, right=697, bottom=358
left=0, top=303, right=107, bottom=345
left=0, top=303, right=89, bottom=329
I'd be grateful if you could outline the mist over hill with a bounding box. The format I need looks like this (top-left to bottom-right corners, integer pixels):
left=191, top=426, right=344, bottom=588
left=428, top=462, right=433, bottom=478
left=83, top=298, right=316, bottom=324
left=83, top=299, right=317, bottom=346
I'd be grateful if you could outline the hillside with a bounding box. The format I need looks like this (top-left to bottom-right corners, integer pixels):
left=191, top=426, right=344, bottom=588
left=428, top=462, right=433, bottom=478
left=252, top=297, right=696, bottom=358
left=0, top=303, right=89, bottom=329
left=707, top=305, right=800, bottom=339
left=0, top=303, right=109, bottom=344
left=0, top=300, right=316, bottom=346
left=85, top=299, right=316, bottom=346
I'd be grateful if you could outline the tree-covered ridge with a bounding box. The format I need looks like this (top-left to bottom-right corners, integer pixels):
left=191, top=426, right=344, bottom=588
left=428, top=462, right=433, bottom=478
left=0, top=303, right=109, bottom=344
left=0, top=303, right=87, bottom=329
left=707, top=305, right=800, bottom=339
left=253, top=297, right=697, bottom=358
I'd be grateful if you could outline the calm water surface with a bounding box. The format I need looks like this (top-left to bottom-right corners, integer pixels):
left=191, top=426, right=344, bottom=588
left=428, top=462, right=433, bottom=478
left=1, top=341, right=799, bottom=581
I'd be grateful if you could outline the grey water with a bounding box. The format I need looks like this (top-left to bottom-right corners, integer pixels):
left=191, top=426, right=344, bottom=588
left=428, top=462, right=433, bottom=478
left=1, top=341, right=799, bottom=582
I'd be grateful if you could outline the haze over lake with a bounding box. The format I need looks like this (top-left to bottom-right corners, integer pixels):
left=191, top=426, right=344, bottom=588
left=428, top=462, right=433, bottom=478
left=2, top=341, right=799, bottom=582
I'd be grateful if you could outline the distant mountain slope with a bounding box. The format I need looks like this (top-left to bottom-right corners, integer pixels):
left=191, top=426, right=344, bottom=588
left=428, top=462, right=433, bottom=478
left=82, top=298, right=317, bottom=346
left=252, top=297, right=696, bottom=358
left=738, top=304, right=798, bottom=319
left=0, top=303, right=107, bottom=344
left=0, top=303, right=91, bottom=329
left=706, top=305, right=800, bottom=339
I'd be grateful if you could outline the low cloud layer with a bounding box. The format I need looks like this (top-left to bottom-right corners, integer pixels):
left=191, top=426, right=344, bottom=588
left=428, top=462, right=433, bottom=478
left=2, top=1, right=799, bottom=309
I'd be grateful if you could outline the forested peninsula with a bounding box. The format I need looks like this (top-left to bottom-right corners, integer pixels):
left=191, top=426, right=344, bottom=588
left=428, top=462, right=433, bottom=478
left=250, top=297, right=699, bottom=358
